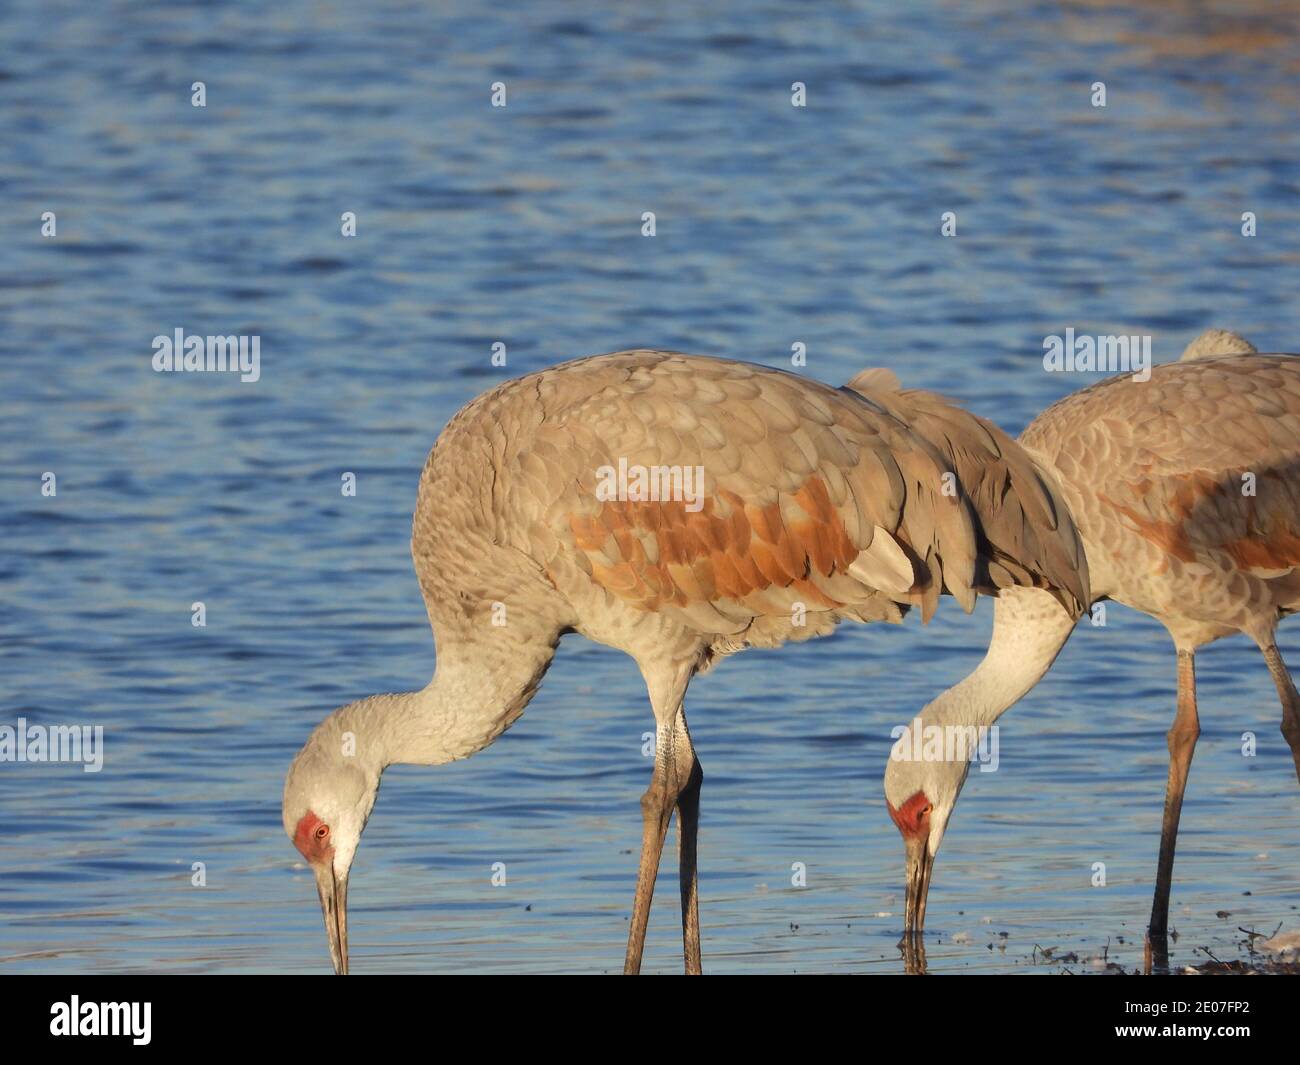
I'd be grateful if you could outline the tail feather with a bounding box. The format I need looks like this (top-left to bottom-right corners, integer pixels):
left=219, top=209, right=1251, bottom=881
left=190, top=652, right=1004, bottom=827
left=845, top=369, right=1091, bottom=618
left=1180, top=328, right=1256, bottom=361
left=886, top=431, right=979, bottom=615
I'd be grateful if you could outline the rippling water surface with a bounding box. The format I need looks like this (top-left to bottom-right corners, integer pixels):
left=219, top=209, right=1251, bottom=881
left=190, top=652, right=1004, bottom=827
left=2, top=0, right=1299, bottom=974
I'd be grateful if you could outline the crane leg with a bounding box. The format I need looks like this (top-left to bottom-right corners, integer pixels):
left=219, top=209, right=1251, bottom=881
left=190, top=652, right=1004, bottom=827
left=1260, top=643, right=1300, bottom=783
left=1148, top=650, right=1199, bottom=950
left=675, top=716, right=704, bottom=975
left=624, top=661, right=697, bottom=975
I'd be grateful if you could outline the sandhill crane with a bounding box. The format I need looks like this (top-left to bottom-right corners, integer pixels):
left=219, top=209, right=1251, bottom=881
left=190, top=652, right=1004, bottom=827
left=879, top=330, right=1300, bottom=965
left=282, top=349, right=1087, bottom=974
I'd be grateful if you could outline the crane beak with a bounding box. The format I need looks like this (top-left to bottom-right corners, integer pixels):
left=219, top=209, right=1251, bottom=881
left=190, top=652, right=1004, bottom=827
left=903, top=835, right=933, bottom=937
left=313, top=863, right=349, bottom=975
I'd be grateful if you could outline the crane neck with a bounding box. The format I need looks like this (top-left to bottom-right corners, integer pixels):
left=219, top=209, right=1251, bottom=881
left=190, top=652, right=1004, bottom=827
left=913, top=587, right=1077, bottom=734
left=330, top=630, right=560, bottom=774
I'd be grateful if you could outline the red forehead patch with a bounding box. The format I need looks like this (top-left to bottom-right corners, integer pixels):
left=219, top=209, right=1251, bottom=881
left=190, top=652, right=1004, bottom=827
left=886, top=791, right=932, bottom=840
left=293, top=811, right=334, bottom=863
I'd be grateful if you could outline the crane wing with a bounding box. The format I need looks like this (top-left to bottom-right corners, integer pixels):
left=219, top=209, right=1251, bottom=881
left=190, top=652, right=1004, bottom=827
left=508, top=351, right=979, bottom=636
left=1021, top=353, right=1300, bottom=584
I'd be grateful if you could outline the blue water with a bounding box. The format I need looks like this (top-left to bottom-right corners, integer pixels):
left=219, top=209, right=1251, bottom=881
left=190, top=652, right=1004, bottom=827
left=2, top=0, right=1298, bottom=974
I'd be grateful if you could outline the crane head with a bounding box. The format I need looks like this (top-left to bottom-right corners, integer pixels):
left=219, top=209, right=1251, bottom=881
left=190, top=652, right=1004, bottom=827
left=883, top=746, right=969, bottom=939
left=282, top=724, right=380, bottom=975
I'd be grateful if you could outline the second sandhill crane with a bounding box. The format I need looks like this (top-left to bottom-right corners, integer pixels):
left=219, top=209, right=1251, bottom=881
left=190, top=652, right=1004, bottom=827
left=282, top=349, right=1087, bottom=974
left=879, top=330, right=1300, bottom=963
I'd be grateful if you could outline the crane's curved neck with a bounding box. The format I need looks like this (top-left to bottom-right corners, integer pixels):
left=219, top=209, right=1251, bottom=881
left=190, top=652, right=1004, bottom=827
left=916, top=587, right=1076, bottom=732
left=329, top=634, right=559, bottom=774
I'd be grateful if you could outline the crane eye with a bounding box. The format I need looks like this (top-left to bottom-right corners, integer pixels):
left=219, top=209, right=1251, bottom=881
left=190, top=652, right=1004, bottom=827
left=920, top=805, right=933, bottom=817
left=315, top=824, right=330, bottom=840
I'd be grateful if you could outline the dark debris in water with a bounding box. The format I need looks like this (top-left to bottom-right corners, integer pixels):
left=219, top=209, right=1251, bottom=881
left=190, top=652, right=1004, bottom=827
left=1187, top=955, right=1300, bottom=975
